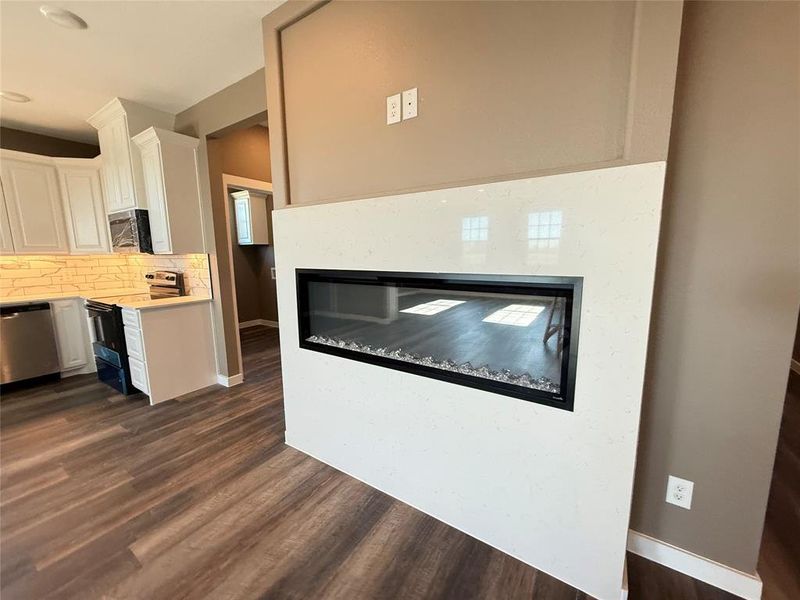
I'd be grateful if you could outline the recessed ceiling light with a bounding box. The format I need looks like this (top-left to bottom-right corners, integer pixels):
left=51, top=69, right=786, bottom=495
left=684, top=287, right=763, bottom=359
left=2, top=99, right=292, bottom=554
left=39, top=5, right=88, bottom=30
left=0, top=91, right=31, bottom=103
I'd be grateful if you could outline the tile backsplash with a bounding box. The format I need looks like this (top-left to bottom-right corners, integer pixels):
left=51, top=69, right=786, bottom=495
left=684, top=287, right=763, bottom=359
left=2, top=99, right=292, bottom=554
left=0, top=254, right=212, bottom=299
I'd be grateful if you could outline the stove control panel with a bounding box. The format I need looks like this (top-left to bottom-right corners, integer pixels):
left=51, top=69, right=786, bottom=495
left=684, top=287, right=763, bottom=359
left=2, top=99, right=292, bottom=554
left=145, top=271, right=182, bottom=287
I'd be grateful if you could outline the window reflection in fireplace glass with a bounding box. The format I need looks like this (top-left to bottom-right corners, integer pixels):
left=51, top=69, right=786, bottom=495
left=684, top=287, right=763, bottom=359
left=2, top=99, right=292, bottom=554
left=300, top=273, right=578, bottom=403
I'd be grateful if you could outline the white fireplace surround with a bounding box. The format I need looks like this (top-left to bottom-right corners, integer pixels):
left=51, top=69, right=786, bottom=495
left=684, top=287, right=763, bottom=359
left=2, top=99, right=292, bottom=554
left=273, top=162, right=666, bottom=600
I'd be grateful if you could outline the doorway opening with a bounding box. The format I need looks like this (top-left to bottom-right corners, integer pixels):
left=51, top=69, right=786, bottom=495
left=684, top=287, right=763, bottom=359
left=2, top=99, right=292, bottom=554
left=206, top=121, right=277, bottom=380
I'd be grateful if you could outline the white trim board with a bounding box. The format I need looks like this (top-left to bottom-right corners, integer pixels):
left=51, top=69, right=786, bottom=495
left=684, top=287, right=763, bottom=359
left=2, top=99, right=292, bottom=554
left=239, top=319, right=278, bottom=329
left=216, top=373, right=244, bottom=387
left=627, top=531, right=762, bottom=600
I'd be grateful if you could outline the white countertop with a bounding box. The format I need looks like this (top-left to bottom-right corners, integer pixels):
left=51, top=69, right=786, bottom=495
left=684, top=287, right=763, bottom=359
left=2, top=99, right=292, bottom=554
left=117, top=295, right=212, bottom=310
left=0, top=288, right=144, bottom=307
left=0, top=290, right=212, bottom=310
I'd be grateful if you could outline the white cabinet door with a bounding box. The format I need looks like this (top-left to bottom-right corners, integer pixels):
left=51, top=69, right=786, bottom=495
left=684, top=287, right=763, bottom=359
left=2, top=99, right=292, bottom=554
left=231, top=190, right=269, bottom=245
left=51, top=299, right=88, bottom=371
left=234, top=197, right=252, bottom=244
left=139, top=143, right=171, bottom=253
left=97, top=116, right=137, bottom=213
left=0, top=159, right=69, bottom=254
left=0, top=180, right=15, bottom=254
left=58, top=165, right=111, bottom=254
left=128, top=356, right=149, bottom=394
left=110, top=116, right=137, bottom=210
left=97, top=128, right=122, bottom=213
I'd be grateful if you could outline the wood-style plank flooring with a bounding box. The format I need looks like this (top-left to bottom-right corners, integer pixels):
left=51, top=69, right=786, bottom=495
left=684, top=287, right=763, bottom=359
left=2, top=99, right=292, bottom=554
left=0, top=326, right=786, bottom=599
left=758, top=370, right=800, bottom=600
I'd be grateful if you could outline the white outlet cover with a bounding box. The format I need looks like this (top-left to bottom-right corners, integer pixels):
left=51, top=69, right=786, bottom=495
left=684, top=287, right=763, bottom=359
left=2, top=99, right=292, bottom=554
left=402, top=87, right=418, bottom=120
left=386, top=93, right=401, bottom=125
left=666, top=475, right=694, bottom=510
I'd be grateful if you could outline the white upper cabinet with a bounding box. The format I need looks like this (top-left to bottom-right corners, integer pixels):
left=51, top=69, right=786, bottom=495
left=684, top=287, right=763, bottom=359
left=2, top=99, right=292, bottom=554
left=0, top=179, right=15, bottom=254
left=131, top=127, right=204, bottom=255
left=55, top=157, right=111, bottom=254
left=231, top=190, right=271, bottom=245
left=88, top=98, right=175, bottom=214
left=0, top=154, right=70, bottom=254
left=233, top=194, right=252, bottom=244
left=99, top=116, right=136, bottom=212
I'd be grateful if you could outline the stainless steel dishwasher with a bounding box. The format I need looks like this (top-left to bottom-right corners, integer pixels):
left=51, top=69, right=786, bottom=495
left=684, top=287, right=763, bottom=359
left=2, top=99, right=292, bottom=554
left=0, top=303, right=61, bottom=385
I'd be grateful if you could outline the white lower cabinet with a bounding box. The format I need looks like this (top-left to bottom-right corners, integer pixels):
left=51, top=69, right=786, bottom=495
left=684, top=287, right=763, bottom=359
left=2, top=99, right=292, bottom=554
left=124, top=325, right=145, bottom=362
left=50, top=299, right=90, bottom=372
left=121, top=302, right=215, bottom=404
left=128, top=356, right=150, bottom=395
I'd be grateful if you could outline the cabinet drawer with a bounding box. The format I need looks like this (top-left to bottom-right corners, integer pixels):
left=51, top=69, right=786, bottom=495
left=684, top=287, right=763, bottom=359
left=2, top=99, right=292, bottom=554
left=121, top=308, right=140, bottom=329
left=124, top=325, right=145, bottom=361
left=128, top=356, right=149, bottom=394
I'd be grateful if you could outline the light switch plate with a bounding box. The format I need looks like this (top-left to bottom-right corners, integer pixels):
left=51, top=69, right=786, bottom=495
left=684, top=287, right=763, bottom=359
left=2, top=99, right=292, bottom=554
left=666, top=475, right=694, bottom=510
left=402, top=87, right=418, bottom=120
left=386, top=93, right=401, bottom=125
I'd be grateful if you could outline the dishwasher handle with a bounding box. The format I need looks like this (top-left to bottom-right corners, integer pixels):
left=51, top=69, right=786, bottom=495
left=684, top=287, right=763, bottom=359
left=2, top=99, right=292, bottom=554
left=0, top=302, right=52, bottom=316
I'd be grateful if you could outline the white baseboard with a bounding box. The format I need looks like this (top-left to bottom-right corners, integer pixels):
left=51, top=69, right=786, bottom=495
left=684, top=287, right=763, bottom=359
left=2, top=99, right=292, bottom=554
left=791, top=358, right=800, bottom=374
left=239, top=319, right=279, bottom=329
left=216, top=373, right=244, bottom=387
left=627, top=531, right=762, bottom=600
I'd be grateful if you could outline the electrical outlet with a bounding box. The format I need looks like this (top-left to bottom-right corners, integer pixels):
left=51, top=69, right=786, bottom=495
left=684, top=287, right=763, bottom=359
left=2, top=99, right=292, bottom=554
left=270, top=267, right=276, bottom=280
left=386, top=93, right=401, bottom=125
left=402, top=87, right=418, bottom=120
left=666, top=475, right=694, bottom=510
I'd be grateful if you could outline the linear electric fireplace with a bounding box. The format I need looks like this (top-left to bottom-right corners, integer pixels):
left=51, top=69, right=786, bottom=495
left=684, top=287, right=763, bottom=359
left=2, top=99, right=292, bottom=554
left=297, top=269, right=582, bottom=410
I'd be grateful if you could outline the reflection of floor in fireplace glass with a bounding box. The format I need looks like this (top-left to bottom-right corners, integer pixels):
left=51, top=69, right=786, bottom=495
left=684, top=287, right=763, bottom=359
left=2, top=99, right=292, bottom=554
left=308, top=292, right=563, bottom=384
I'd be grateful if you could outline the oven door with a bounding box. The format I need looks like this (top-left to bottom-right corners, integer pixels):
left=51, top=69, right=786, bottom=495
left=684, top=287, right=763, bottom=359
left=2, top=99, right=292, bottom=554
left=86, top=302, right=122, bottom=352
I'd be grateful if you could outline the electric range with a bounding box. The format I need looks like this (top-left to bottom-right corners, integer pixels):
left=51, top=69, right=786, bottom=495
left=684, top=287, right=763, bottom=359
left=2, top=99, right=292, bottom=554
left=86, top=271, right=185, bottom=394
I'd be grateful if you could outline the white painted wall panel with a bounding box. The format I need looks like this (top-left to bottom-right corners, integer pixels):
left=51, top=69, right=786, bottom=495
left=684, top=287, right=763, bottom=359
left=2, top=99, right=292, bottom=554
left=273, top=162, right=666, bottom=600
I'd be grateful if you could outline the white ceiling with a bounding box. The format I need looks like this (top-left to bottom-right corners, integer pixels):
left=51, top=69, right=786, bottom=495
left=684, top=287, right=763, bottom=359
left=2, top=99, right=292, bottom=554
left=0, top=1, right=284, bottom=144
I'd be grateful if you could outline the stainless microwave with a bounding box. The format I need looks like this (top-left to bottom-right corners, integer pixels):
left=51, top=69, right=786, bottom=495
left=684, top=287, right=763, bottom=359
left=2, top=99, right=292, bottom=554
left=108, top=209, right=153, bottom=254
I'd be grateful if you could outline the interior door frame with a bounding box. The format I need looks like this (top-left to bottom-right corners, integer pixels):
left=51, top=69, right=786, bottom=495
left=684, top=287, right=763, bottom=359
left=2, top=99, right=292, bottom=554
left=221, top=173, right=273, bottom=378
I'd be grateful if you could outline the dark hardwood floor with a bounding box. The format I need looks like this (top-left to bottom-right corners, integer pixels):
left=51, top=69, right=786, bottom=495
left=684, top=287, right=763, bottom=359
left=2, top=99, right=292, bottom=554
left=758, top=370, right=800, bottom=600
left=0, top=326, right=787, bottom=599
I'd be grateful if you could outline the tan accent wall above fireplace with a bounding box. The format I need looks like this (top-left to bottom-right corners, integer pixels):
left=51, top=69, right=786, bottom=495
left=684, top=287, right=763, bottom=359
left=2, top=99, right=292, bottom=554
left=263, top=0, right=683, bottom=208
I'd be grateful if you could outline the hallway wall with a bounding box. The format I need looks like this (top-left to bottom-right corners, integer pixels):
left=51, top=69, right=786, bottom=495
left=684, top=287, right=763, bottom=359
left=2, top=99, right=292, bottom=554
left=207, top=125, right=277, bottom=325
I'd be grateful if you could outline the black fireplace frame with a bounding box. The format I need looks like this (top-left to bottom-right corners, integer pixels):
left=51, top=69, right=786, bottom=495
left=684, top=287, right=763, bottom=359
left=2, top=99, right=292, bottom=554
left=296, top=269, right=582, bottom=411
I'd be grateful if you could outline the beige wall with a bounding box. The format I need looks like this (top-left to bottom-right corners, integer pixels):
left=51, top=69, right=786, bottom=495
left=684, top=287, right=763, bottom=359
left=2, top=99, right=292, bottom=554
left=0, top=126, right=99, bottom=158
left=631, top=1, right=800, bottom=573
left=208, top=125, right=277, bottom=324
left=175, top=69, right=270, bottom=377
left=267, top=0, right=682, bottom=207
